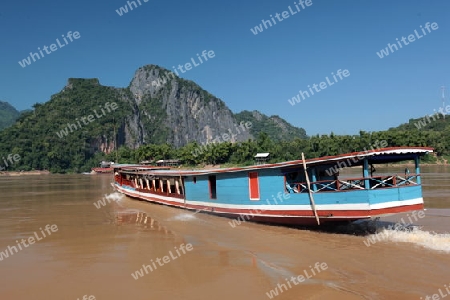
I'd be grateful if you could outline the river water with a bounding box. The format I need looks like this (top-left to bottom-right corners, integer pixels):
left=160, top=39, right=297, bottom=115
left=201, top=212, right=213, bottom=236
left=0, top=166, right=449, bottom=300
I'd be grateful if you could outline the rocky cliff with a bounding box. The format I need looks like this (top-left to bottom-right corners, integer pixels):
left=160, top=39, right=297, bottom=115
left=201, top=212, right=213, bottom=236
left=125, top=65, right=252, bottom=148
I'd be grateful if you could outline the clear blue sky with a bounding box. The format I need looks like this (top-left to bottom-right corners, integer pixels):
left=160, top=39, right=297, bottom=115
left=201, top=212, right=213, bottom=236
left=1, top=0, right=449, bottom=135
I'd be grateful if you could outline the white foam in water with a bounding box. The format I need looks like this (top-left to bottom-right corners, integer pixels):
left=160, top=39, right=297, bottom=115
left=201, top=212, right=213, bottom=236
left=104, top=192, right=125, bottom=202
left=375, top=227, right=450, bottom=253
left=169, top=213, right=198, bottom=221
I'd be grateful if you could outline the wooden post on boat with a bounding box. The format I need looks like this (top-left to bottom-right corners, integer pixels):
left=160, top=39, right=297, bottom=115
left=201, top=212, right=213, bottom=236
left=175, top=179, right=180, bottom=194
left=167, top=179, right=171, bottom=194
left=301, top=152, right=320, bottom=225
left=180, top=175, right=186, bottom=207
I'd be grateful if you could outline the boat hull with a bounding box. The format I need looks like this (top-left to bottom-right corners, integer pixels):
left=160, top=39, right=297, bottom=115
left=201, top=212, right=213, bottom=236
left=92, top=167, right=113, bottom=174
left=114, top=184, right=424, bottom=226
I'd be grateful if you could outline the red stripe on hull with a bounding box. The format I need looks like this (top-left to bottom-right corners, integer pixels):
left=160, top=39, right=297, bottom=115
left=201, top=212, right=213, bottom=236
left=370, top=203, right=424, bottom=215
left=243, top=216, right=359, bottom=226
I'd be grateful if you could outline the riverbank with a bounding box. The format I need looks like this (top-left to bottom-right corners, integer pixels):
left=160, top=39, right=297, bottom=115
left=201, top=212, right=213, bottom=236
left=0, top=170, right=50, bottom=176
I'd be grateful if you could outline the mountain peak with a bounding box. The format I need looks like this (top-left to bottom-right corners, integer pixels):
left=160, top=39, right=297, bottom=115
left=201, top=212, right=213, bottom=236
left=65, top=78, right=100, bottom=91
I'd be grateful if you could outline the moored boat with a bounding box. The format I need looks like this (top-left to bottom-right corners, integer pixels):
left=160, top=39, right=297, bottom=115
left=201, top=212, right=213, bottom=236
left=92, top=161, right=115, bottom=174
left=113, top=147, right=433, bottom=226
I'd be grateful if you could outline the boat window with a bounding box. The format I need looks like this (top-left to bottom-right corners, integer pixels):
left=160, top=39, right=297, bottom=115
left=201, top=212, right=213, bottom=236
left=193, top=177, right=197, bottom=184
left=317, top=166, right=337, bottom=181
left=285, top=171, right=302, bottom=193
left=209, top=175, right=217, bottom=199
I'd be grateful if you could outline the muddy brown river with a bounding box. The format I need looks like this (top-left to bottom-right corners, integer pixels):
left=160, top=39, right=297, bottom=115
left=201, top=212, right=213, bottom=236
left=0, top=166, right=449, bottom=300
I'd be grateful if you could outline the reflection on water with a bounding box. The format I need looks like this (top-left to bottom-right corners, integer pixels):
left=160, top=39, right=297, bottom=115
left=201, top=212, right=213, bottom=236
left=116, top=210, right=147, bottom=225
left=115, top=209, right=174, bottom=236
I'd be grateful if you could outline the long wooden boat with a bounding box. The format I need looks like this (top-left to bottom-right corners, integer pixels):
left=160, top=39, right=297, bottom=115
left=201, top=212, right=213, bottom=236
left=92, top=167, right=114, bottom=174
left=113, top=147, right=433, bottom=226
left=92, top=161, right=115, bottom=174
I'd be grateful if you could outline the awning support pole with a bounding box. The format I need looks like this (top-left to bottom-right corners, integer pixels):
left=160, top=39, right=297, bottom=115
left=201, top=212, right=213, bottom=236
left=302, top=153, right=320, bottom=225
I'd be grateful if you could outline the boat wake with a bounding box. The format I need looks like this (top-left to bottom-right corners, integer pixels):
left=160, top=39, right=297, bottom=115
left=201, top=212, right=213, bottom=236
left=168, top=208, right=211, bottom=221
left=366, top=227, right=450, bottom=253
left=169, top=213, right=198, bottom=221
left=318, top=218, right=450, bottom=253
left=105, top=192, right=125, bottom=202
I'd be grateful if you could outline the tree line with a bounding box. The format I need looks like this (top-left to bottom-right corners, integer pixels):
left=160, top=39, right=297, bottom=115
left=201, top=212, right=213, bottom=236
left=99, top=128, right=443, bottom=170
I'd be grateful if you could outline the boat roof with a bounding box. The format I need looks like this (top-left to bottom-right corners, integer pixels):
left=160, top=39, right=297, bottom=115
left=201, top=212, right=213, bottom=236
left=115, top=147, right=433, bottom=176
left=112, top=164, right=142, bottom=168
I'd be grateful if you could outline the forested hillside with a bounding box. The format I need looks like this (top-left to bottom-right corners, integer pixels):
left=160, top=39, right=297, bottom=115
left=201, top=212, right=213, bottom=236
left=0, top=101, right=20, bottom=130
left=0, top=65, right=309, bottom=173
left=0, top=79, right=131, bottom=173
left=387, top=114, right=450, bottom=156
left=235, top=110, right=307, bottom=141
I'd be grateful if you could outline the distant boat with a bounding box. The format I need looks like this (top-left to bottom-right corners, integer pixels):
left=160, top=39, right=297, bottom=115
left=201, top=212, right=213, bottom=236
left=92, top=161, right=115, bottom=174
left=112, top=147, right=433, bottom=226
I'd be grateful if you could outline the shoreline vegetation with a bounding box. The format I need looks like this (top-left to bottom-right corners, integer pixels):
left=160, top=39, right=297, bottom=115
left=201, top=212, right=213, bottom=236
left=0, top=170, right=50, bottom=176
left=1, top=160, right=446, bottom=176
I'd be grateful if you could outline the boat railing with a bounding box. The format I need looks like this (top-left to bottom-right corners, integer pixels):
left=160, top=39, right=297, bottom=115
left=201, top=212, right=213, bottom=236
left=287, top=174, right=420, bottom=193
left=115, top=174, right=185, bottom=199
left=337, top=178, right=365, bottom=190
left=368, top=174, right=419, bottom=189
